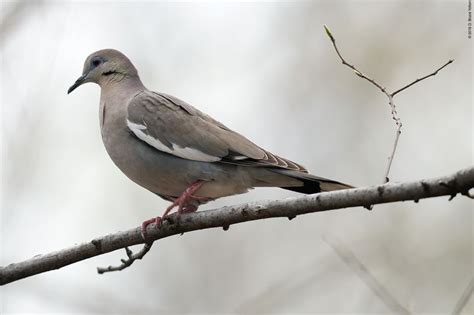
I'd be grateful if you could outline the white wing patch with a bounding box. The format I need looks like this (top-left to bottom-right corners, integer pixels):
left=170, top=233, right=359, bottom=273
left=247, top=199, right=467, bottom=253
left=127, top=120, right=221, bottom=162
left=227, top=155, right=248, bottom=161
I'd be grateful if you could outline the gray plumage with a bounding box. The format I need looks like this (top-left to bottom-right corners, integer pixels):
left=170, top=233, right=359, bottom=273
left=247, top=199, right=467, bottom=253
left=68, top=49, right=352, bottom=213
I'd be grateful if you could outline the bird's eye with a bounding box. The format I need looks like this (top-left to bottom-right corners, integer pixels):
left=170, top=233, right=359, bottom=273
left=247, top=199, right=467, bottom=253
left=91, top=59, right=102, bottom=68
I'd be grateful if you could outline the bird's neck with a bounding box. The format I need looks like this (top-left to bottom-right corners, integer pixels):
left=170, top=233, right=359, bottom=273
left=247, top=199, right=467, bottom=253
left=100, top=76, right=146, bottom=102
left=99, top=76, right=147, bottom=133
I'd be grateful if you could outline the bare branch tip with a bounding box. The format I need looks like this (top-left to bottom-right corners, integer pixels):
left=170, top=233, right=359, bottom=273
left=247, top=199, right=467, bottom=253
left=96, top=243, right=153, bottom=275
left=323, top=24, right=335, bottom=42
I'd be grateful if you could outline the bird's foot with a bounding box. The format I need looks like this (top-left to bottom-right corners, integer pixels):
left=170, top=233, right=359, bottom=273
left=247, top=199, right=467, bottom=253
left=180, top=204, right=198, bottom=214
left=140, top=200, right=176, bottom=240
left=140, top=216, right=162, bottom=240
left=140, top=180, right=207, bottom=240
left=175, top=181, right=207, bottom=215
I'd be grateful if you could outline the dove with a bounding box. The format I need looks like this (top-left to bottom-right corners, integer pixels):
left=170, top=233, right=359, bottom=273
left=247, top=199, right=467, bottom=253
left=68, top=49, right=352, bottom=239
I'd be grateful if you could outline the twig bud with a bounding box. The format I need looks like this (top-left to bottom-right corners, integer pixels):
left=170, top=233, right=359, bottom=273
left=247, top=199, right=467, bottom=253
left=323, top=25, right=335, bottom=42
left=354, top=70, right=363, bottom=77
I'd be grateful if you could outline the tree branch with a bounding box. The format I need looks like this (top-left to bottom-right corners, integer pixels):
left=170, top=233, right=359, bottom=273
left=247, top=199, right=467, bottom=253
left=391, top=59, right=454, bottom=97
left=452, top=277, right=474, bottom=315
left=323, top=235, right=411, bottom=315
left=96, top=242, right=153, bottom=274
left=1, top=167, right=473, bottom=285
left=323, top=25, right=453, bottom=183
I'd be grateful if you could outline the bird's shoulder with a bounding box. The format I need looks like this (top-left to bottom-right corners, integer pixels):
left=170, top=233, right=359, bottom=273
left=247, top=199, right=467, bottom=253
left=128, top=90, right=231, bottom=131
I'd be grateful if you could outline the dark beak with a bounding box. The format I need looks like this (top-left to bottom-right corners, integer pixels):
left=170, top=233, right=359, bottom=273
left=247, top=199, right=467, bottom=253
left=67, top=74, right=87, bottom=94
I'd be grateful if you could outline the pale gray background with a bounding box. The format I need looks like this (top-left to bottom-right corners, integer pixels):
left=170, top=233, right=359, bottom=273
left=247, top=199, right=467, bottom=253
left=1, top=0, right=472, bottom=314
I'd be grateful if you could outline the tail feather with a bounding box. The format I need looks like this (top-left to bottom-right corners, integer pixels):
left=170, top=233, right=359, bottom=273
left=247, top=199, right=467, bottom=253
left=274, top=169, right=353, bottom=194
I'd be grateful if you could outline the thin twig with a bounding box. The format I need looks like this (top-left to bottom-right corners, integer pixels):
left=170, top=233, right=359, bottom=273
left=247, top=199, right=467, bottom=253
left=97, top=242, right=153, bottom=274
left=391, top=59, right=454, bottom=97
left=323, top=25, right=453, bottom=183
left=452, top=277, right=474, bottom=315
left=324, top=25, right=388, bottom=94
left=384, top=95, right=402, bottom=182
left=0, top=166, right=472, bottom=285
left=323, top=235, right=411, bottom=315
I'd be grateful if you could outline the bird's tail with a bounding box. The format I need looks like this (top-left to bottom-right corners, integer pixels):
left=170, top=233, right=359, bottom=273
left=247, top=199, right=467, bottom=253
left=273, top=169, right=353, bottom=194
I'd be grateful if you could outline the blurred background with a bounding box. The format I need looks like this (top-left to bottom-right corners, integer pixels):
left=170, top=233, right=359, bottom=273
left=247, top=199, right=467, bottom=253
left=1, top=0, right=472, bottom=313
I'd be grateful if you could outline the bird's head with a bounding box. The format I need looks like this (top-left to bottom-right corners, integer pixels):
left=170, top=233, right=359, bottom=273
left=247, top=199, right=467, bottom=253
left=68, top=49, right=139, bottom=94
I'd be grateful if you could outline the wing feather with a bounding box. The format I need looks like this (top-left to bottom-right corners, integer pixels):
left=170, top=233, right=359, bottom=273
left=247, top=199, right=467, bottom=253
left=126, top=90, right=307, bottom=172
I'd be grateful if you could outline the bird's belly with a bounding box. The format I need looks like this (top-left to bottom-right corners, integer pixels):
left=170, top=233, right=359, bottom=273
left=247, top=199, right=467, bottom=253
left=101, top=124, right=251, bottom=200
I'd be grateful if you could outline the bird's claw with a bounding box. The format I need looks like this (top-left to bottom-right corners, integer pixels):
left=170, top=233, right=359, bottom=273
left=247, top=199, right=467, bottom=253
left=140, top=216, right=163, bottom=240
left=140, top=180, right=206, bottom=240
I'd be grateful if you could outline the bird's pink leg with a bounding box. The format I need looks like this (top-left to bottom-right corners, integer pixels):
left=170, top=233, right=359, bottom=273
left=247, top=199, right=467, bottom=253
left=141, top=180, right=208, bottom=239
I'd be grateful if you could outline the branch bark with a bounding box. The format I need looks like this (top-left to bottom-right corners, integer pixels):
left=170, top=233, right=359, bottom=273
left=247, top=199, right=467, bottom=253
left=1, top=167, right=473, bottom=285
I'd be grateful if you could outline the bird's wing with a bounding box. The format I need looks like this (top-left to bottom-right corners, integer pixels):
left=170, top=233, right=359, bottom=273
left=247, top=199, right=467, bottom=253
left=126, top=90, right=307, bottom=172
